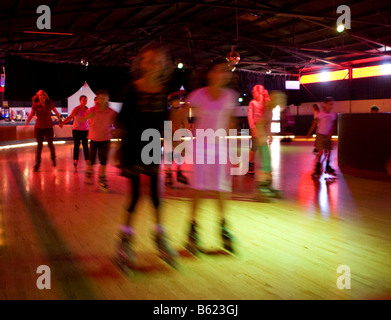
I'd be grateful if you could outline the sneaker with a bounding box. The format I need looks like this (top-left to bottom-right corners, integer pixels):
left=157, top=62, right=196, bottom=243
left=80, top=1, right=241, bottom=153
left=73, top=160, right=78, bottom=168
left=51, top=157, right=56, bottom=167
left=221, top=220, right=234, bottom=253
left=33, top=163, right=40, bottom=172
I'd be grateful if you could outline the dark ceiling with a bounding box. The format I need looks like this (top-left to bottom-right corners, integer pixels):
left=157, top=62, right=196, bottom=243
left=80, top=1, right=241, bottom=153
left=1, top=0, right=391, bottom=76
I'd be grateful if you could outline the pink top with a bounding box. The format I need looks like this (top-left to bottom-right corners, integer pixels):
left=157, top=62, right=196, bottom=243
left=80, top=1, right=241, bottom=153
left=72, top=105, right=89, bottom=131
left=86, top=106, right=117, bottom=141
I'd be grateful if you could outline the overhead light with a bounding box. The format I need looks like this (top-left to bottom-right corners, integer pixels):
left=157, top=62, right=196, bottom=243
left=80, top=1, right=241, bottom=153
left=381, top=64, right=391, bottom=75
left=337, top=24, right=345, bottom=33
left=320, top=71, right=330, bottom=82
left=175, top=58, right=184, bottom=69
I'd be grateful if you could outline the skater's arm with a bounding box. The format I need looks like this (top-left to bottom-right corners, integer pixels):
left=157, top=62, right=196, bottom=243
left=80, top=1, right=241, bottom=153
left=247, top=101, right=257, bottom=137
left=62, top=107, right=78, bottom=124
left=25, top=108, right=36, bottom=125
left=306, top=119, right=318, bottom=138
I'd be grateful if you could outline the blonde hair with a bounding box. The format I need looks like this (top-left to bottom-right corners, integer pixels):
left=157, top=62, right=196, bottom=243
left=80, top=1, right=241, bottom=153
left=32, top=89, right=51, bottom=105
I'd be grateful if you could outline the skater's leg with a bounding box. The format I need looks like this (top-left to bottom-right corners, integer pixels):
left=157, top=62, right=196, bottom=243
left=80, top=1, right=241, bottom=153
left=98, top=141, right=110, bottom=191
left=81, top=131, right=90, bottom=162
left=34, top=128, right=44, bottom=171
left=185, top=189, right=201, bottom=254
left=125, top=175, right=140, bottom=225
left=217, top=191, right=234, bottom=253
left=86, top=141, right=97, bottom=183
left=150, top=173, right=161, bottom=224
left=72, top=130, right=81, bottom=163
left=150, top=173, right=178, bottom=266
left=45, top=128, right=56, bottom=167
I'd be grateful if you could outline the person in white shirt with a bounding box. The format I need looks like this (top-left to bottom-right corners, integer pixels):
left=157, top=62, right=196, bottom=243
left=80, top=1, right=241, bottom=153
left=311, top=97, right=337, bottom=178
left=61, top=95, right=90, bottom=169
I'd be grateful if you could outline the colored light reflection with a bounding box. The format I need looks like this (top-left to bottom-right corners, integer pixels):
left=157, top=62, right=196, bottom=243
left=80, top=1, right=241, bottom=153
left=352, top=64, right=391, bottom=79
left=300, top=69, right=349, bottom=84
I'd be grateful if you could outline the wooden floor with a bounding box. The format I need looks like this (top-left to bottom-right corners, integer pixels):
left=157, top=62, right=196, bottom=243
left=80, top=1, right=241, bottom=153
left=0, top=139, right=390, bottom=300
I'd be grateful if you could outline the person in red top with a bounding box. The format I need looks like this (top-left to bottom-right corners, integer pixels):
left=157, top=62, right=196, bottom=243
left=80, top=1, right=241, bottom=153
left=26, top=90, right=62, bottom=172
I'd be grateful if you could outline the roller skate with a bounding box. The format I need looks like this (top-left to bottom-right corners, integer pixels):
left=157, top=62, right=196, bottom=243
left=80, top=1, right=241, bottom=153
left=311, top=162, right=322, bottom=179
left=99, top=175, right=109, bottom=192
left=259, top=180, right=283, bottom=199
left=185, top=221, right=199, bottom=256
left=247, top=162, right=255, bottom=176
left=33, top=160, right=40, bottom=172
left=154, top=228, right=178, bottom=269
left=324, top=165, right=338, bottom=181
left=113, top=229, right=136, bottom=273
left=221, top=220, right=234, bottom=254
left=176, top=169, right=188, bottom=185
left=165, top=170, right=173, bottom=188
left=325, top=165, right=337, bottom=176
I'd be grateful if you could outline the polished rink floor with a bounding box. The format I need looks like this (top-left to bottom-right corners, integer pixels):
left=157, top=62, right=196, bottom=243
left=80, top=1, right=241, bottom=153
left=0, top=139, right=390, bottom=300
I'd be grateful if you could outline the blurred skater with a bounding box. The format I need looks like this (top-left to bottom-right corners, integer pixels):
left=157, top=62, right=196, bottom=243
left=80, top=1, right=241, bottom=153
left=115, top=42, right=178, bottom=269
left=311, top=97, right=337, bottom=179
left=251, top=86, right=286, bottom=201
left=185, top=58, right=237, bottom=255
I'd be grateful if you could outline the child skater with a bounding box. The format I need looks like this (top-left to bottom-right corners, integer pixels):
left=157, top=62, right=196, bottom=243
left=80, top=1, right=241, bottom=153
left=80, top=90, right=117, bottom=191
left=185, top=58, right=237, bottom=255
left=114, top=42, right=178, bottom=269
left=26, top=90, right=63, bottom=172
left=61, top=95, right=90, bottom=169
left=251, top=86, right=286, bottom=201
left=311, top=97, right=337, bottom=178
left=164, top=90, right=190, bottom=187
